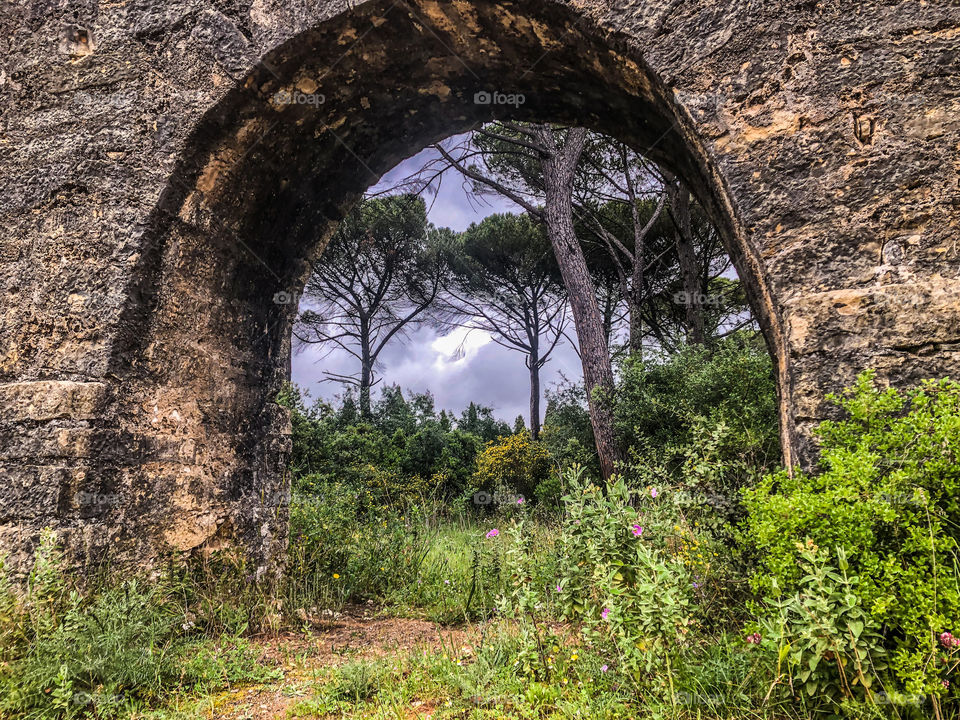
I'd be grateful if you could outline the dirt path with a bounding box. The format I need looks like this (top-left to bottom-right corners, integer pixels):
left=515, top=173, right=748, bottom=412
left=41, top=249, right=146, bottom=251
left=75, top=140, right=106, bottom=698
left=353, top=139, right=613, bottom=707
left=204, top=610, right=470, bottom=720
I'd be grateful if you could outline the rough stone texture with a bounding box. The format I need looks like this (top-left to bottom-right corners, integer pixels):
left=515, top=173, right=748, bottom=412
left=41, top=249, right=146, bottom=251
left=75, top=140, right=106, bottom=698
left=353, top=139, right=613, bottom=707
left=1, top=0, right=958, bottom=574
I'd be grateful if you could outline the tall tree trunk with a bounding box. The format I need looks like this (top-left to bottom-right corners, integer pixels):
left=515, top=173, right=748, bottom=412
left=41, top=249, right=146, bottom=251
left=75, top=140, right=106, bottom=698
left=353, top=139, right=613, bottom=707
left=359, top=324, right=373, bottom=419
left=536, top=126, right=622, bottom=479
left=528, top=356, right=541, bottom=441
left=628, top=302, right=643, bottom=356
left=624, top=148, right=645, bottom=356
left=670, top=178, right=705, bottom=345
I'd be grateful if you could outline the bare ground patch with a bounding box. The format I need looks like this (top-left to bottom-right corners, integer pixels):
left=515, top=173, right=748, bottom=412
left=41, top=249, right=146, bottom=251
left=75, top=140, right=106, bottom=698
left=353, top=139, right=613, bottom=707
left=204, top=609, right=471, bottom=720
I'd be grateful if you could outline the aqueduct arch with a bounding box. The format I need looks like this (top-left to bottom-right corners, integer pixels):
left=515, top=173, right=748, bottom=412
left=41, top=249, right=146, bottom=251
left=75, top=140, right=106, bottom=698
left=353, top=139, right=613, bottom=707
left=2, top=0, right=958, bottom=575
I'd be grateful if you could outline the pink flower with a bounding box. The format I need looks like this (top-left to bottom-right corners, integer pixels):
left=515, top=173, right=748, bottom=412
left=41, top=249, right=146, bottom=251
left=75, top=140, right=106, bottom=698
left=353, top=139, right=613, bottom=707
left=486, top=528, right=499, bottom=538
left=600, top=664, right=609, bottom=673
left=650, top=488, right=659, bottom=498
left=517, top=497, right=525, bottom=504
left=943, top=679, right=951, bottom=688
left=601, top=607, right=610, bottom=620
left=746, top=632, right=761, bottom=645
left=556, top=584, right=562, bottom=592
left=941, top=632, right=959, bottom=648
left=631, top=524, right=644, bottom=537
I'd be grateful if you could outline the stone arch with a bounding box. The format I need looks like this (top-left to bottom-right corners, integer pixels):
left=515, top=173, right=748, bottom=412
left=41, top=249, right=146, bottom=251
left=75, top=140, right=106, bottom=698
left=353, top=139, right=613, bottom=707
left=3, top=0, right=957, bottom=574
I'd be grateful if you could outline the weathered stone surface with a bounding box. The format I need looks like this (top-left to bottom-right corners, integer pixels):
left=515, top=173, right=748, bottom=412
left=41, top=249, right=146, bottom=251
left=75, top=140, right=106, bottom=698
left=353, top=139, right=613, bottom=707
left=1, top=0, right=958, bottom=574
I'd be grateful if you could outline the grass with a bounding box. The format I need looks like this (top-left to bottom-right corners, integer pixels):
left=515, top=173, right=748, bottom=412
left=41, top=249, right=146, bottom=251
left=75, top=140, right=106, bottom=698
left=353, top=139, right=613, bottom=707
left=2, top=491, right=953, bottom=720
left=0, top=529, right=292, bottom=718
left=290, top=620, right=809, bottom=720
left=0, top=499, right=538, bottom=719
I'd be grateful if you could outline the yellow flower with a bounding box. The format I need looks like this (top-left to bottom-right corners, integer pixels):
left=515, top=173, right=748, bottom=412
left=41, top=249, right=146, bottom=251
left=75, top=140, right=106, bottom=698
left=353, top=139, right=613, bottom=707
left=333, top=573, right=340, bottom=579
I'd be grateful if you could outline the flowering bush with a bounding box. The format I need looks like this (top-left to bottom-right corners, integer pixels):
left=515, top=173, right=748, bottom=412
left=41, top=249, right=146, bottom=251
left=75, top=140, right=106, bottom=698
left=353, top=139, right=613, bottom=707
left=554, top=468, right=697, bottom=691
left=471, top=433, right=553, bottom=501
left=744, top=372, right=960, bottom=697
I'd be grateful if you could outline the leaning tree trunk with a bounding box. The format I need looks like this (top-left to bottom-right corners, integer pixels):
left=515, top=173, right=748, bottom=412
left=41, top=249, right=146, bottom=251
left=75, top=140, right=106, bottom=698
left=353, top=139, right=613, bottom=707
left=537, top=126, right=622, bottom=479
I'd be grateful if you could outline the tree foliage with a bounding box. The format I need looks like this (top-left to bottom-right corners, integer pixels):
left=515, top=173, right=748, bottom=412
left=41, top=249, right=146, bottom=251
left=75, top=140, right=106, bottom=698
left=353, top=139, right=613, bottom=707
left=295, top=195, right=449, bottom=417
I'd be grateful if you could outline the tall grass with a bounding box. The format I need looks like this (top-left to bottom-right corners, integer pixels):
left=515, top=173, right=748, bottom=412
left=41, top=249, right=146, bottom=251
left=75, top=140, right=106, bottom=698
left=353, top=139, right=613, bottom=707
left=0, top=531, right=279, bottom=719
left=284, top=483, right=554, bottom=623
left=0, top=487, right=552, bottom=718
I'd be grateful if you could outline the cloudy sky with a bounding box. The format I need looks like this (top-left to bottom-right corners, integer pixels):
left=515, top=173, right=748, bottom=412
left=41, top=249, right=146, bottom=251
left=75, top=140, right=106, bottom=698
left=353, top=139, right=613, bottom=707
left=290, top=143, right=586, bottom=423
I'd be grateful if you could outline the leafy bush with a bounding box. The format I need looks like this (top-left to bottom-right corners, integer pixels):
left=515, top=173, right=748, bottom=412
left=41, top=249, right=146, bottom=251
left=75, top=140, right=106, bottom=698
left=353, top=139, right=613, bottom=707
left=541, top=381, right=601, bottom=479
left=279, top=384, right=500, bottom=501
left=286, top=485, right=439, bottom=609
left=758, top=543, right=889, bottom=709
left=554, top=468, right=697, bottom=693
left=472, top=433, right=553, bottom=502
left=615, top=332, right=780, bottom=496
left=744, top=372, right=960, bottom=697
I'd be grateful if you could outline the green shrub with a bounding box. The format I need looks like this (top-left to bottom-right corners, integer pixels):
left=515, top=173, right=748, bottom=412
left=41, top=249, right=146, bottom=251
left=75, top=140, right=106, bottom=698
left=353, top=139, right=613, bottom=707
left=279, top=383, right=494, bottom=501
left=472, top=433, right=553, bottom=501
left=554, top=468, right=697, bottom=693
left=286, top=486, right=455, bottom=612
left=615, top=332, right=780, bottom=496
left=541, top=381, right=601, bottom=478
left=758, top=543, right=889, bottom=711
left=744, top=371, right=960, bottom=697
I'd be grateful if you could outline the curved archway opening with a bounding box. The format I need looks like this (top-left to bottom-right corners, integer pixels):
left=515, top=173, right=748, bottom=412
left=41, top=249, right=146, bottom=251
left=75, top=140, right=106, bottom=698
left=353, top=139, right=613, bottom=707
left=105, top=0, right=788, bottom=571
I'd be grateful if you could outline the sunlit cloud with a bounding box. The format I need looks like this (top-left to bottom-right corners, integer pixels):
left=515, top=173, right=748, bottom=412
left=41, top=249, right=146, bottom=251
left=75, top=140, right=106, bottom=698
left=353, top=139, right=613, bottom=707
left=431, top=327, right=492, bottom=368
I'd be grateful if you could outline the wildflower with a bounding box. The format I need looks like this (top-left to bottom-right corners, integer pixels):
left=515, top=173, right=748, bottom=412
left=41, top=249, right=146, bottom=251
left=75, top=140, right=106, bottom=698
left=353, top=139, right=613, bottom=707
left=943, top=680, right=951, bottom=688
left=631, top=524, right=643, bottom=537
left=570, top=653, right=578, bottom=661
left=941, top=632, right=960, bottom=648
left=746, top=632, right=761, bottom=645
left=517, top=497, right=525, bottom=505
left=600, top=664, right=609, bottom=673
left=556, top=584, right=562, bottom=592
left=333, top=573, right=340, bottom=579
left=602, top=607, right=610, bottom=620
left=444, top=579, right=450, bottom=585
left=486, top=528, right=499, bottom=538
left=650, top=488, right=659, bottom=498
